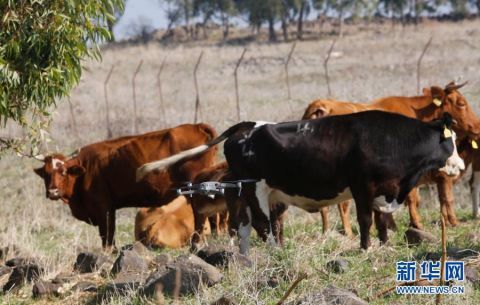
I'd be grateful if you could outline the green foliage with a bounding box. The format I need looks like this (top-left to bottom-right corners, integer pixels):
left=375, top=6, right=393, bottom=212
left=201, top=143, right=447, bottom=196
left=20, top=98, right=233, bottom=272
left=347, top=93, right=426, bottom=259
left=0, top=0, right=124, bottom=153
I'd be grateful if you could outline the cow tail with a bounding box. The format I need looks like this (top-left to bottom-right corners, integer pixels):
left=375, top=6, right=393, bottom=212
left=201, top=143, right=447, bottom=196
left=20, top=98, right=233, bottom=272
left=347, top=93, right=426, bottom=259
left=136, top=121, right=257, bottom=182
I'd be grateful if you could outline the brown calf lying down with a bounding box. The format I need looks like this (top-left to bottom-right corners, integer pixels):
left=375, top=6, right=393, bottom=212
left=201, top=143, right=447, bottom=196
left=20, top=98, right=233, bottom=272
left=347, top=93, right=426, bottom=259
left=303, top=81, right=480, bottom=230
left=135, top=196, right=212, bottom=249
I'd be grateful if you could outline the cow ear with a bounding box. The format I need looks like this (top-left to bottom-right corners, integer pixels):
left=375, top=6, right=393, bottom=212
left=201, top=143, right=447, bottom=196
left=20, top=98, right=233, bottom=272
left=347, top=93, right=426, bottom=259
left=34, top=167, right=46, bottom=178
left=422, top=87, right=431, bottom=96
left=311, top=107, right=328, bottom=119
left=430, top=86, right=445, bottom=107
left=67, top=165, right=86, bottom=177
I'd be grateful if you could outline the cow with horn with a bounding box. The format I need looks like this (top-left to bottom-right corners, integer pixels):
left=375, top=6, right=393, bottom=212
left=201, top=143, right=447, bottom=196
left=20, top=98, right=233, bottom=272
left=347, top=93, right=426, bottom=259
left=33, top=124, right=217, bottom=249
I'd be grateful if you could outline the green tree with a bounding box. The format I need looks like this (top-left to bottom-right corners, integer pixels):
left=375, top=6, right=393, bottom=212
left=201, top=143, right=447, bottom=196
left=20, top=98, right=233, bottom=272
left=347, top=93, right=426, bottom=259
left=193, top=0, right=237, bottom=39
left=0, top=0, right=124, bottom=154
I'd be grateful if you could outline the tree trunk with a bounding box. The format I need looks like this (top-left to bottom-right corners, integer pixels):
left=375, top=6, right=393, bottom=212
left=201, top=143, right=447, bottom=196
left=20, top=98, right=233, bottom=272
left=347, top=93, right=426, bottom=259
left=338, top=7, right=344, bottom=38
left=297, top=1, right=305, bottom=40
left=281, top=16, right=288, bottom=41
left=268, top=17, right=277, bottom=42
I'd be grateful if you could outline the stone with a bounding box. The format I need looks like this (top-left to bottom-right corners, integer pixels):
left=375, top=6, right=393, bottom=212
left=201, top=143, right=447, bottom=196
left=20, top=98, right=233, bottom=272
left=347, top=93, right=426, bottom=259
left=197, top=248, right=252, bottom=268
left=51, top=272, right=76, bottom=284
left=105, top=272, right=146, bottom=296
left=110, top=248, right=148, bottom=277
left=74, top=281, right=98, bottom=293
left=322, top=285, right=367, bottom=305
left=404, top=228, right=437, bottom=245
left=326, top=259, right=349, bottom=274
left=465, top=267, right=480, bottom=286
left=446, top=248, right=478, bottom=259
left=289, top=285, right=367, bottom=305
left=150, top=253, right=173, bottom=268
left=0, top=266, right=12, bottom=277
left=211, top=296, right=237, bottom=305
left=74, top=252, right=110, bottom=273
left=143, top=254, right=223, bottom=297
left=3, top=264, right=42, bottom=292
left=5, top=257, right=35, bottom=268
left=32, top=280, right=62, bottom=298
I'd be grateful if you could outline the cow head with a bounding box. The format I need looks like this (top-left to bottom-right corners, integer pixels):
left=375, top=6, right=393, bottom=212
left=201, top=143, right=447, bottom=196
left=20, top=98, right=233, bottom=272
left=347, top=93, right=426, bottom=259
left=302, top=100, right=332, bottom=119
left=33, top=154, right=85, bottom=202
left=423, top=81, right=480, bottom=138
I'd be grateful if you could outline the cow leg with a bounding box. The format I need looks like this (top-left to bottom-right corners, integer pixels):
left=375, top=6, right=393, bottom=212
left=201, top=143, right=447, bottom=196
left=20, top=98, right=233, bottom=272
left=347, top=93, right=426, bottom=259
left=352, top=190, right=373, bottom=249
left=406, top=188, right=423, bottom=229
left=99, top=209, right=116, bottom=250
left=270, top=202, right=288, bottom=247
left=190, top=209, right=208, bottom=252
left=471, top=171, right=480, bottom=218
left=338, top=201, right=353, bottom=238
left=384, top=213, right=397, bottom=231
left=320, top=206, right=329, bottom=234
left=437, top=177, right=458, bottom=226
left=238, top=205, right=252, bottom=255
left=374, top=211, right=388, bottom=245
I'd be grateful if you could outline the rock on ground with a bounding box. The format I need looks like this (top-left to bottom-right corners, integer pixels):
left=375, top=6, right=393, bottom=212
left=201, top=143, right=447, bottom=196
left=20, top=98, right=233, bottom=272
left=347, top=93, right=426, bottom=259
left=74, top=252, right=111, bottom=273
left=326, top=259, right=349, bottom=274
left=110, top=247, right=149, bottom=277
left=142, top=254, right=223, bottom=297
left=32, top=280, right=63, bottom=298
left=404, top=228, right=437, bottom=245
left=289, top=285, right=368, bottom=305
left=211, top=296, right=237, bottom=305
left=3, top=263, right=42, bottom=292
left=197, top=247, right=252, bottom=268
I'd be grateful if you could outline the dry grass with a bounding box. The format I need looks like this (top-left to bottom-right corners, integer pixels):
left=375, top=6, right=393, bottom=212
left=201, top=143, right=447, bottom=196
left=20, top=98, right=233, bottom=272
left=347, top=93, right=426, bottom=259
left=1, top=20, right=480, bottom=304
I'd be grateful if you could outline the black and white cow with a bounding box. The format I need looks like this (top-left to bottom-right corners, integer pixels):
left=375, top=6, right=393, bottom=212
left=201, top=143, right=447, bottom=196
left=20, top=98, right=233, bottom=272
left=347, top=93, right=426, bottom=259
left=137, top=111, right=464, bottom=253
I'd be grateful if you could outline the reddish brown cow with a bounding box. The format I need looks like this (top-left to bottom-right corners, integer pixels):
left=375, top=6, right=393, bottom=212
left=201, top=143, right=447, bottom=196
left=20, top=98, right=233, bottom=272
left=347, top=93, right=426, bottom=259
left=33, top=124, right=217, bottom=248
left=303, top=81, right=480, bottom=230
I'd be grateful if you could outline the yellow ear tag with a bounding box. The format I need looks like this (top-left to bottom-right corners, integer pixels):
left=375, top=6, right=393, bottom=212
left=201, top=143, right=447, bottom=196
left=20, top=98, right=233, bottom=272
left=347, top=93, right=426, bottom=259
left=472, top=140, right=478, bottom=149
left=433, top=98, right=443, bottom=107
left=443, top=126, right=452, bottom=138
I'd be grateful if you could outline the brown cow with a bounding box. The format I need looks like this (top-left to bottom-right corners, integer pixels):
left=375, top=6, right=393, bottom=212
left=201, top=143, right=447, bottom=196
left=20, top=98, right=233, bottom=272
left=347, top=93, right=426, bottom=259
left=33, top=124, right=217, bottom=248
left=135, top=196, right=211, bottom=249
left=303, top=81, right=480, bottom=230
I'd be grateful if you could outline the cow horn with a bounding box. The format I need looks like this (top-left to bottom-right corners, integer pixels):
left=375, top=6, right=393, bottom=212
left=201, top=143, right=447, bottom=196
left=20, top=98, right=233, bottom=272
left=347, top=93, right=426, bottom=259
left=66, top=148, right=81, bottom=159
left=446, top=81, right=468, bottom=92
left=33, top=154, right=46, bottom=162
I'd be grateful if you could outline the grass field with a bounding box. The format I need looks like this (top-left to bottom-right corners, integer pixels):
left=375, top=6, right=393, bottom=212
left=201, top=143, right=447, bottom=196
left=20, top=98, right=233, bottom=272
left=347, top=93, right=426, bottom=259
left=1, top=20, right=480, bottom=304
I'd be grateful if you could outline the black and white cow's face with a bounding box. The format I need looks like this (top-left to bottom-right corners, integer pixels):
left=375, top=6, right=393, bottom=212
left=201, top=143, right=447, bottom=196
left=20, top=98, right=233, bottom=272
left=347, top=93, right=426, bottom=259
left=439, top=131, right=465, bottom=177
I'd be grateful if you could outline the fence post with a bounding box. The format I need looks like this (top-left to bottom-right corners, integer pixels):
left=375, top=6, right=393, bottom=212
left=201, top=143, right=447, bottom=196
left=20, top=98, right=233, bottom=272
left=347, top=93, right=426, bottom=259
left=67, top=97, right=80, bottom=143
left=132, top=59, right=143, bottom=134
left=285, top=42, right=297, bottom=113
left=324, top=39, right=337, bottom=97
left=417, top=36, right=433, bottom=95
left=193, top=51, right=204, bottom=124
left=104, top=65, right=115, bottom=138
left=157, top=56, right=168, bottom=127
left=234, top=48, right=247, bottom=121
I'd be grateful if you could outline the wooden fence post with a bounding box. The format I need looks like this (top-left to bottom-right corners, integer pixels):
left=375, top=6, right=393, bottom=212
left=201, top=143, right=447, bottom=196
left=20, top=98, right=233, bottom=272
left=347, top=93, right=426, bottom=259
left=157, top=56, right=168, bottom=127
left=193, top=51, right=204, bottom=123
left=132, top=59, right=143, bottom=134
left=234, top=48, right=247, bottom=121
left=324, top=39, right=337, bottom=97
left=104, top=65, right=115, bottom=138
left=417, top=36, right=433, bottom=95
